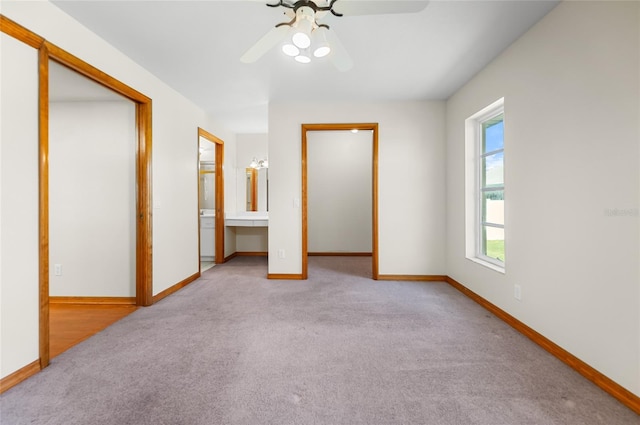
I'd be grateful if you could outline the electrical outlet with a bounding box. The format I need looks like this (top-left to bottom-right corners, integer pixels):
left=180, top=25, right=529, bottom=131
left=278, top=249, right=286, bottom=259
left=54, top=264, right=62, bottom=276
left=514, top=284, right=522, bottom=301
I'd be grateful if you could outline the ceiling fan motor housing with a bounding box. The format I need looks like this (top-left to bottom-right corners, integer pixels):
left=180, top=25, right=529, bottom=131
left=296, top=5, right=317, bottom=26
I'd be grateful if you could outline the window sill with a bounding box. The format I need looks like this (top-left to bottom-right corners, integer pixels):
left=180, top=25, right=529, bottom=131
left=466, top=256, right=505, bottom=274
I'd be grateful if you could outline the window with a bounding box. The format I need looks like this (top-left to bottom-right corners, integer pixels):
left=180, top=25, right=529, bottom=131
left=479, top=113, right=504, bottom=264
left=466, top=98, right=505, bottom=271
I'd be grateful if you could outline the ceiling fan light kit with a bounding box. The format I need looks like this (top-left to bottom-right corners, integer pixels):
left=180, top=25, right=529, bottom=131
left=282, top=43, right=300, bottom=57
left=295, top=53, right=312, bottom=64
left=283, top=5, right=329, bottom=65
left=312, top=27, right=331, bottom=58
left=291, top=7, right=313, bottom=49
left=240, top=0, right=430, bottom=71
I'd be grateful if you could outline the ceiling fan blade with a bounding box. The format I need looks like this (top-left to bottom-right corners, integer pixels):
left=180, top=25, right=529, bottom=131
left=325, top=29, right=353, bottom=72
left=240, top=25, right=290, bottom=63
left=332, top=0, right=429, bottom=16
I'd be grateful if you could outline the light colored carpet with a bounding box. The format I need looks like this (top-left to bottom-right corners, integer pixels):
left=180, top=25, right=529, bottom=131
left=1, top=256, right=637, bottom=424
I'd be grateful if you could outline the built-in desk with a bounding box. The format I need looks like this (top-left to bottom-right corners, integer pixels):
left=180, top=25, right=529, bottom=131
left=225, top=214, right=268, bottom=227
left=225, top=213, right=268, bottom=254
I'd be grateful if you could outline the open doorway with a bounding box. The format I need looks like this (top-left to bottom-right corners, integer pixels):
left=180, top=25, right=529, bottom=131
left=47, top=61, right=139, bottom=358
left=198, top=136, right=217, bottom=271
left=39, top=45, right=152, bottom=368
left=198, top=128, right=225, bottom=270
left=301, top=123, right=379, bottom=280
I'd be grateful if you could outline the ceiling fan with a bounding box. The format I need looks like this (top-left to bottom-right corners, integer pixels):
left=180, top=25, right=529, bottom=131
left=240, top=0, right=429, bottom=71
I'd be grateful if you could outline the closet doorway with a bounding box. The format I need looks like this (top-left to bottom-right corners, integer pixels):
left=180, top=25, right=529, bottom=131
left=301, top=123, right=379, bottom=280
left=39, top=44, right=152, bottom=368
left=47, top=61, right=139, bottom=358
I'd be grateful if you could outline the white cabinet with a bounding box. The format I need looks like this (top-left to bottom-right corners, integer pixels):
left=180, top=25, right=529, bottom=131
left=200, top=216, right=215, bottom=259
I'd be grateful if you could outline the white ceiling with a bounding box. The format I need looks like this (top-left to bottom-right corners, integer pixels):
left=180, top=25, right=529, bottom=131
left=50, top=0, right=559, bottom=134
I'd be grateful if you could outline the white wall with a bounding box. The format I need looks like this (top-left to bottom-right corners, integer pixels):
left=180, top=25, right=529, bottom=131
left=445, top=1, right=639, bottom=395
left=268, top=101, right=446, bottom=275
left=235, top=228, right=268, bottom=253
left=49, top=101, right=136, bottom=297
left=0, top=1, right=236, bottom=378
left=0, top=32, right=40, bottom=379
left=307, top=130, right=372, bottom=253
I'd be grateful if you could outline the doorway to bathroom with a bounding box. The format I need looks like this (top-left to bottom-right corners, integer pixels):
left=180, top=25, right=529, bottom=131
left=198, top=128, right=225, bottom=271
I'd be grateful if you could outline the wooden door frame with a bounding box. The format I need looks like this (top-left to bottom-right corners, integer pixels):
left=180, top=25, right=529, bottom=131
left=198, top=128, right=225, bottom=265
left=41, top=47, right=153, bottom=367
left=0, top=17, right=154, bottom=368
left=301, top=123, right=379, bottom=280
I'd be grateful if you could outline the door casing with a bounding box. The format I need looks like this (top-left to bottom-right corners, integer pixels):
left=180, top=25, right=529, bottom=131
left=198, top=128, right=225, bottom=265
left=38, top=35, right=153, bottom=368
left=301, top=123, right=379, bottom=280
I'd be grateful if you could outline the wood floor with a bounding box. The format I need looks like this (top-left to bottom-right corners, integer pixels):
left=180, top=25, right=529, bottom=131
left=50, top=304, right=137, bottom=358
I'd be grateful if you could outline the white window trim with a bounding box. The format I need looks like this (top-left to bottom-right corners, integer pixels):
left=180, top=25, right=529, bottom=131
left=465, top=98, right=505, bottom=273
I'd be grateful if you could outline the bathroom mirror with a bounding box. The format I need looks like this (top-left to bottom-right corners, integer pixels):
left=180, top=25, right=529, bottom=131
left=199, top=161, right=215, bottom=210
left=245, top=168, right=257, bottom=211
left=245, top=159, right=268, bottom=212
